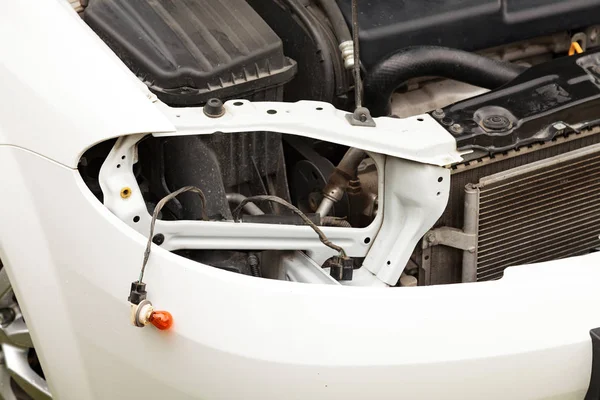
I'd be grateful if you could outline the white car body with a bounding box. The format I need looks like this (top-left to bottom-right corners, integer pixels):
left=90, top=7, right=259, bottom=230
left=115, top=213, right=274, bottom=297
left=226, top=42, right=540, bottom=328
left=0, top=1, right=599, bottom=399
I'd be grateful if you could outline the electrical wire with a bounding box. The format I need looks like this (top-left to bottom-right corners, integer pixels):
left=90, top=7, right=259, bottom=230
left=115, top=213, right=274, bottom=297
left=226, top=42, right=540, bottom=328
left=351, top=0, right=362, bottom=108
left=232, top=195, right=347, bottom=258
left=139, top=186, right=208, bottom=283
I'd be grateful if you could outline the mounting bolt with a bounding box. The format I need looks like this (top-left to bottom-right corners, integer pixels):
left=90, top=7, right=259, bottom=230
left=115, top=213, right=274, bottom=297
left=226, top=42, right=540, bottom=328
left=346, top=179, right=362, bottom=195
left=247, top=253, right=261, bottom=277
left=450, top=123, right=464, bottom=134
left=203, top=98, right=225, bottom=118
left=152, top=234, right=165, bottom=246
left=432, top=109, right=445, bottom=119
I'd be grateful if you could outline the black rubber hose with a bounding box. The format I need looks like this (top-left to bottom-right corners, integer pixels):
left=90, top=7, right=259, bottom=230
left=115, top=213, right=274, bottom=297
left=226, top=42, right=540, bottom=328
left=363, top=46, right=528, bottom=117
left=315, top=0, right=352, bottom=43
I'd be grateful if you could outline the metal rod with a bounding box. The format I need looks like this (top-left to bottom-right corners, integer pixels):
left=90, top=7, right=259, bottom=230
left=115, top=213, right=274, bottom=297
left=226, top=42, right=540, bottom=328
left=226, top=193, right=264, bottom=216
left=462, top=184, right=479, bottom=283
left=351, top=0, right=362, bottom=108
left=316, top=197, right=335, bottom=217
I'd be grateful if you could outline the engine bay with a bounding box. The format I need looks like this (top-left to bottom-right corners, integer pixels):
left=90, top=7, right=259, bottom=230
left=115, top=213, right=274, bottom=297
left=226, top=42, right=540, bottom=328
left=77, top=0, right=600, bottom=288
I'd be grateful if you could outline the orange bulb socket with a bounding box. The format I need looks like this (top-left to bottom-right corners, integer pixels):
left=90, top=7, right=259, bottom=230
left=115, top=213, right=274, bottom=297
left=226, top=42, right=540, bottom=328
left=148, top=310, right=173, bottom=330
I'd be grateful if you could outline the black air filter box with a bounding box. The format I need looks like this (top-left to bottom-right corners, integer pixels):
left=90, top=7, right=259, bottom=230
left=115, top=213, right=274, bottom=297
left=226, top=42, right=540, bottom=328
left=84, top=0, right=297, bottom=106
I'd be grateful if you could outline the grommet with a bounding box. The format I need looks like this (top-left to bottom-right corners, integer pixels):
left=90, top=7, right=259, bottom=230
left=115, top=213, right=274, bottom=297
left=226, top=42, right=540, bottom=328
left=203, top=98, right=225, bottom=118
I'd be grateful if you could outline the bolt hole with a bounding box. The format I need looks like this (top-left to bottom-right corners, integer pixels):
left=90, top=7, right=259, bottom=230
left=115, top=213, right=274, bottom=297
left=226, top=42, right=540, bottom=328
left=386, top=260, right=391, bottom=265
left=152, top=234, right=165, bottom=245
left=121, top=155, right=126, bottom=160
left=133, top=216, right=140, bottom=223
left=424, top=255, right=430, bottom=261
left=267, top=109, right=277, bottom=115
left=120, top=187, right=131, bottom=199
left=234, top=101, right=244, bottom=106
left=417, top=118, right=424, bottom=122
left=116, top=164, right=121, bottom=168
left=438, top=177, right=443, bottom=182
left=364, top=237, right=371, bottom=244
left=316, top=107, right=323, bottom=110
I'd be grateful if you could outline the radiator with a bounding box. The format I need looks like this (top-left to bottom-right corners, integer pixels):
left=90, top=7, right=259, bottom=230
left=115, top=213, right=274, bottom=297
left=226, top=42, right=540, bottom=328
left=472, top=143, right=600, bottom=281
left=422, top=129, right=600, bottom=285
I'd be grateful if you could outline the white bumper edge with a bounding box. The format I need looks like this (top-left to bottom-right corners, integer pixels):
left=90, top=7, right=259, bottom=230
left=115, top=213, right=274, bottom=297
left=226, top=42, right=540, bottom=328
left=0, top=146, right=598, bottom=399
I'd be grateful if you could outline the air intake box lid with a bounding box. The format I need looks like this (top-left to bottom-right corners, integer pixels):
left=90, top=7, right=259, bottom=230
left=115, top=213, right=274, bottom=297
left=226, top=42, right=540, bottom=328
left=84, top=0, right=296, bottom=106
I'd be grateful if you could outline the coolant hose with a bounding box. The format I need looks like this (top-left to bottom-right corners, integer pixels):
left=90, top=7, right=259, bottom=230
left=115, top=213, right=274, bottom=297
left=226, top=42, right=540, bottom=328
left=315, top=0, right=354, bottom=69
left=316, top=0, right=351, bottom=43
left=363, top=46, right=528, bottom=117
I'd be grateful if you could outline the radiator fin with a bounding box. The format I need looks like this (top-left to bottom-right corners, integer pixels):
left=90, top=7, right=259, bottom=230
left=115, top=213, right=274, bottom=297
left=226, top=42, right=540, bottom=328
left=476, top=146, right=600, bottom=281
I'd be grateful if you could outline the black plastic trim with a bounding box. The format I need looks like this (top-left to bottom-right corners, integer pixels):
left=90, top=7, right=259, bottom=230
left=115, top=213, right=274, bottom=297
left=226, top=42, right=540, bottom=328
left=586, top=328, right=600, bottom=400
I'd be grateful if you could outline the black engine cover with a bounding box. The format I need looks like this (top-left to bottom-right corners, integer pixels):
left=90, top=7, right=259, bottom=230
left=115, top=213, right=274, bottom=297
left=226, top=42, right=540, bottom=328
left=339, top=0, right=600, bottom=67
left=439, top=49, right=600, bottom=154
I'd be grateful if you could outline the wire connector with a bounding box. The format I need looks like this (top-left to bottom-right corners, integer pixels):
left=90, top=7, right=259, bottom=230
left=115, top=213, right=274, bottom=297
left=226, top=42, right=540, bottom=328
left=128, top=281, right=147, bottom=305
left=339, top=40, right=354, bottom=69
left=329, top=256, right=354, bottom=281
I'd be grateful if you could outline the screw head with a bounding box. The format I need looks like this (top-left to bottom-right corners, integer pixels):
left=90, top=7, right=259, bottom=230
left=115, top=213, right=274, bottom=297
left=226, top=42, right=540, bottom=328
left=432, top=109, right=445, bottom=119
left=450, top=123, right=464, bottom=134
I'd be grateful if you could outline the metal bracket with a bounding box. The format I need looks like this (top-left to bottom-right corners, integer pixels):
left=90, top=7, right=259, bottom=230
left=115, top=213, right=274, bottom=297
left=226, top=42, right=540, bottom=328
left=99, top=99, right=460, bottom=286
left=362, top=157, right=451, bottom=286
left=346, top=107, right=376, bottom=127
left=422, top=227, right=476, bottom=252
